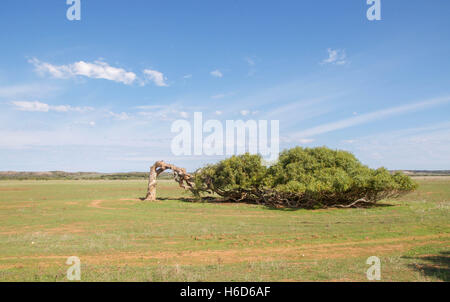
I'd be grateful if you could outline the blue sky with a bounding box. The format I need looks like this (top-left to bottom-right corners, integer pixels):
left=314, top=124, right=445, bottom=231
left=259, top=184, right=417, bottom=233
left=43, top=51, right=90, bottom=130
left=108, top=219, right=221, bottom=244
left=0, top=0, right=449, bottom=172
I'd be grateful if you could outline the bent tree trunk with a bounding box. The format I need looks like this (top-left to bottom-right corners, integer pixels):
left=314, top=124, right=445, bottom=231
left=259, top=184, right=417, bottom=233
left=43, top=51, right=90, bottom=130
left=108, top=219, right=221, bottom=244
left=144, top=161, right=194, bottom=201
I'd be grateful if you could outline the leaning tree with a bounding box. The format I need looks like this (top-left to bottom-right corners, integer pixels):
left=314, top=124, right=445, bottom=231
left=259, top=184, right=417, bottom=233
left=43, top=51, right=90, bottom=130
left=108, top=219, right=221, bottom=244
left=143, top=161, right=194, bottom=201
left=144, top=147, right=418, bottom=208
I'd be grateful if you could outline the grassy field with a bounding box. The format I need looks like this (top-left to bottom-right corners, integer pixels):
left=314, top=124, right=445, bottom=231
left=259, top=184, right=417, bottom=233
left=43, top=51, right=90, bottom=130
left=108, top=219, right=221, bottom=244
left=0, top=177, right=449, bottom=282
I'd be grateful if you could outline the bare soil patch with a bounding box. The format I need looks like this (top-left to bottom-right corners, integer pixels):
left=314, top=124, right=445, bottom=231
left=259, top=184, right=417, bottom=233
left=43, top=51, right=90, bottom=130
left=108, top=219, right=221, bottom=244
left=3, top=234, right=447, bottom=266
left=0, top=187, right=29, bottom=192
left=88, top=199, right=128, bottom=210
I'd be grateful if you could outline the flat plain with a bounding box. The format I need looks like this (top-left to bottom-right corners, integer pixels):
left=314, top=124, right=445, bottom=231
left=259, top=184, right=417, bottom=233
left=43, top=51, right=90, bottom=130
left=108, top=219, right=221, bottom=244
left=0, top=177, right=448, bottom=281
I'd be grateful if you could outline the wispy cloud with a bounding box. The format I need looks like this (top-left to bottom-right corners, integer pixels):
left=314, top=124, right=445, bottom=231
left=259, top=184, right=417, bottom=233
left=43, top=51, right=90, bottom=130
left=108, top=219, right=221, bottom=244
left=108, top=111, right=131, bottom=120
left=292, top=96, right=450, bottom=139
left=29, top=58, right=137, bottom=85
left=340, top=121, right=450, bottom=169
left=211, top=92, right=235, bottom=99
left=0, top=84, right=59, bottom=99
left=11, top=101, right=93, bottom=113
left=136, top=104, right=190, bottom=121
left=143, top=69, right=168, bottom=87
left=321, top=48, right=347, bottom=65
left=210, top=69, right=223, bottom=78
left=261, top=97, right=333, bottom=122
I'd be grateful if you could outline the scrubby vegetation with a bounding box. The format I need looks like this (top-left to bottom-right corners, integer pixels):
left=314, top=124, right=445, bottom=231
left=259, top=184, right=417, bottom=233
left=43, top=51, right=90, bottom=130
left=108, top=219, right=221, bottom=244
left=0, top=171, right=173, bottom=180
left=192, top=147, right=418, bottom=208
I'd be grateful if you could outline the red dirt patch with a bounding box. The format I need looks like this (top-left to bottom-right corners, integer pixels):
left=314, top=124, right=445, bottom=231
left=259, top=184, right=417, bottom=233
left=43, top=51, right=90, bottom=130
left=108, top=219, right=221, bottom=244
left=44, top=223, right=87, bottom=234
left=0, top=187, right=29, bottom=192
left=0, top=203, right=33, bottom=209
left=3, top=234, right=447, bottom=266
left=88, top=199, right=128, bottom=210
left=119, top=198, right=141, bottom=201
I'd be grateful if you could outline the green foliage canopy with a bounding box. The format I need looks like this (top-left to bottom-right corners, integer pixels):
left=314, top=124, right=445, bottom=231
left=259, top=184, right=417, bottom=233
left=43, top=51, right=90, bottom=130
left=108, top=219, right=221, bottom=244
left=192, top=146, right=417, bottom=208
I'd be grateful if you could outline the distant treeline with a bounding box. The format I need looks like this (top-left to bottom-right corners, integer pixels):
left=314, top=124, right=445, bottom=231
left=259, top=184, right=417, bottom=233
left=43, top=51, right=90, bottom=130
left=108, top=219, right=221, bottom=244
left=0, top=171, right=174, bottom=180
left=0, top=170, right=448, bottom=180
left=397, top=170, right=450, bottom=176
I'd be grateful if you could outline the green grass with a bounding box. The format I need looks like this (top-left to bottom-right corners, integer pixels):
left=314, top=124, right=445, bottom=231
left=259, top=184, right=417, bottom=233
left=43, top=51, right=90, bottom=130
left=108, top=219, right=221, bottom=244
left=0, top=177, right=449, bottom=281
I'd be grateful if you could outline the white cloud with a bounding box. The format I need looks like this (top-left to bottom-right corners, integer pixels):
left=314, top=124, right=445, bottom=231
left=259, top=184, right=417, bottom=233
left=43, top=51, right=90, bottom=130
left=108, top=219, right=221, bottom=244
left=321, top=48, right=347, bottom=65
left=11, top=101, right=93, bottom=113
left=183, top=74, right=192, bottom=79
left=11, top=101, right=49, bottom=112
left=109, top=111, right=130, bottom=120
left=136, top=104, right=188, bottom=121
left=0, top=84, right=59, bottom=99
left=210, top=69, right=223, bottom=78
left=0, top=128, right=170, bottom=149
left=215, top=110, right=222, bottom=116
left=143, top=69, right=168, bottom=87
left=341, top=122, right=450, bottom=169
left=291, top=95, right=450, bottom=139
left=29, top=58, right=137, bottom=85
